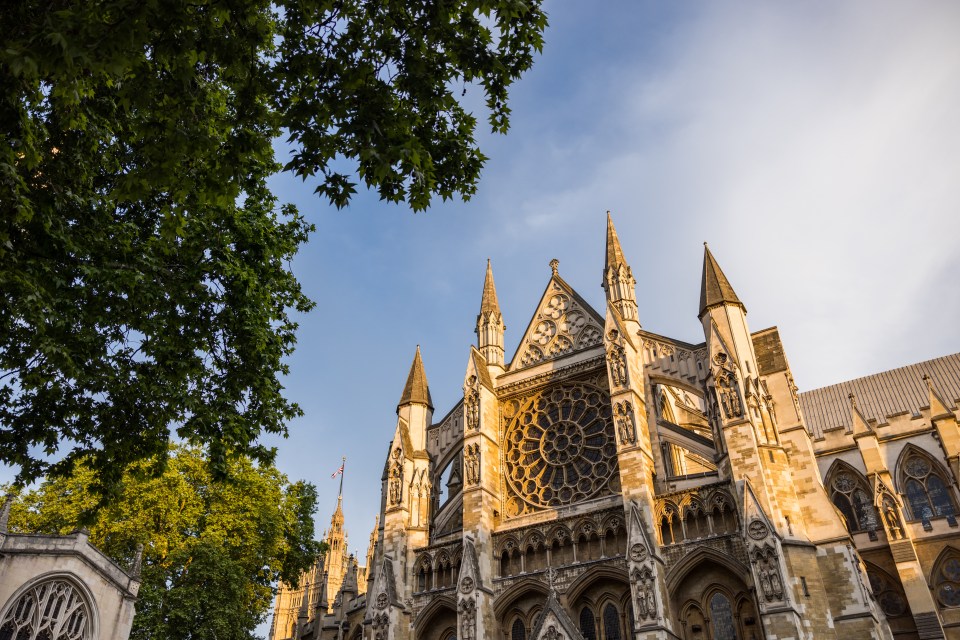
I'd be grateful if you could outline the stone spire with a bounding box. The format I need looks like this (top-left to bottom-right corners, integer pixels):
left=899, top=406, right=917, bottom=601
left=476, top=260, right=506, bottom=368
left=0, top=494, right=12, bottom=533
left=602, top=212, right=639, bottom=323
left=397, top=346, right=433, bottom=411
left=699, top=243, right=745, bottom=318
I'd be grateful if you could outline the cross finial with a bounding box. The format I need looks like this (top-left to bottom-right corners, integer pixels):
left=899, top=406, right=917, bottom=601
left=549, top=259, right=559, bottom=276
left=546, top=566, right=557, bottom=592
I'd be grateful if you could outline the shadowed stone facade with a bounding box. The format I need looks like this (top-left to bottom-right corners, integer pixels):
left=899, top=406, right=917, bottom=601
left=272, top=215, right=960, bottom=640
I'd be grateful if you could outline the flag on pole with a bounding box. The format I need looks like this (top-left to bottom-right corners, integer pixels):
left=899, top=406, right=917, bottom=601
left=331, top=462, right=344, bottom=479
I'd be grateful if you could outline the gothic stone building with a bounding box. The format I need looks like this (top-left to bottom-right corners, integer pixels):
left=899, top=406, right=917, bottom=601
left=273, top=214, right=960, bottom=640
left=0, top=498, right=141, bottom=640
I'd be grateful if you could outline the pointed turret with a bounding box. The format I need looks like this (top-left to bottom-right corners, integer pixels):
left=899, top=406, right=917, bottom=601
left=602, top=212, right=639, bottom=324
left=699, top=243, right=745, bottom=318
left=397, top=346, right=433, bottom=411
left=476, top=260, right=506, bottom=369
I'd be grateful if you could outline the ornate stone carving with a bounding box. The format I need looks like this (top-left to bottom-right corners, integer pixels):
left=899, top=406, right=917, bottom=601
left=502, top=381, right=619, bottom=517
left=633, top=566, right=658, bottom=620
left=459, top=597, right=476, bottom=640
left=516, top=291, right=603, bottom=368
left=372, top=613, right=389, bottom=640
left=464, top=444, right=480, bottom=486
left=714, top=363, right=743, bottom=419
left=747, top=519, right=769, bottom=540
left=629, top=543, right=647, bottom=562
left=464, top=375, right=480, bottom=432
left=752, top=546, right=785, bottom=602
left=375, top=592, right=388, bottom=610
left=459, top=576, right=475, bottom=594
left=607, top=344, right=628, bottom=388
left=615, top=401, right=637, bottom=445
left=544, top=626, right=564, bottom=640
left=388, top=447, right=403, bottom=506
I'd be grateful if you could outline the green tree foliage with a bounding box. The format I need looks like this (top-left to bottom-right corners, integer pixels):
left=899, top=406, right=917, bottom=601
left=7, top=446, right=322, bottom=640
left=0, top=0, right=547, bottom=493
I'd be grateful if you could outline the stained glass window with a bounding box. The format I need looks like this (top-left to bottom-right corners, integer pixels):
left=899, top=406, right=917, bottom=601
left=511, top=618, right=525, bottom=640
left=580, top=608, right=597, bottom=640
left=936, top=556, right=960, bottom=608
left=901, top=453, right=957, bottom=521
left=709, top=593, right=737, bottom=640
left=830, top=469, right=878, bottom=533
left=602, top=604, right=621, bottom=640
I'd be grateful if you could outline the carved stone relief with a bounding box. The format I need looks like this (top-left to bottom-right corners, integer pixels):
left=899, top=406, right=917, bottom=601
left=464, top=375, right=480, bottom=432
left=751, top=546, right=785, bottom=602
left=458, top=597, right=476, bottom=640
left=464, top=444, right=480, bottom=486
left=388, top=447, right=403, bottom=507
left=515, top=292, right=603, bottom=368
left=615, top=401, right=637, bottom=445
left=607, top=344, right=628, bottom=388
left=633, top=566, right=658, bottom=620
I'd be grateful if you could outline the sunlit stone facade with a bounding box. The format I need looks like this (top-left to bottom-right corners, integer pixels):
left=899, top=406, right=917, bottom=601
left=272, top=215, right=960, bottom=640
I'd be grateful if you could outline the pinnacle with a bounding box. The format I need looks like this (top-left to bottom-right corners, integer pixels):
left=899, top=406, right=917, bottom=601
left=398, top=345, right=433, bottom=410
left=480, top=259, right=500, bottom=315
left=604, top=211, right=628, bottom=273
left=699, top=244, right=745, bottom=317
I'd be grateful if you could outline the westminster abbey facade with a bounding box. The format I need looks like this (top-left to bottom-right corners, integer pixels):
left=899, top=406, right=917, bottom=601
left=270, top=214, right=960, bottom=640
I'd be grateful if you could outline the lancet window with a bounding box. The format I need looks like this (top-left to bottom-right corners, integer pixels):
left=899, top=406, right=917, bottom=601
left=510, top=618, right=526, bottom=640
left=898, top=451, right=958, bottom=521
left=579, top=608, right=597, bottom=640
left=828, top=465, right=878, bottom=533
left=0, top=578, right=92, bottom=640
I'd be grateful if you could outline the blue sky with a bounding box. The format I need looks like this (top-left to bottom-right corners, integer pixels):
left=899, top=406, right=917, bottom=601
left=264, top=0, right=960, bottom=562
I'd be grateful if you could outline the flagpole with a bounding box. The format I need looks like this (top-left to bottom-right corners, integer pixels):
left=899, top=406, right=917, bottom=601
left=338, top=456, right=345, bottom=498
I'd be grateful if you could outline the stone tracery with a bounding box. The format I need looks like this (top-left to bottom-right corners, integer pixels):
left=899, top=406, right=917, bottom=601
left=502, top=381, right=619, bottom=517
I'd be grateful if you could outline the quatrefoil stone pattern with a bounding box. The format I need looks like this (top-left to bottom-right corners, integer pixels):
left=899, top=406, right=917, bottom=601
left=517, top=294, right=603, bottom=368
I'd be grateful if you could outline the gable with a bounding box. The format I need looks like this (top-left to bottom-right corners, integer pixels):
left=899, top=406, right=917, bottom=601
left=509, top=275, right=604, bottom=371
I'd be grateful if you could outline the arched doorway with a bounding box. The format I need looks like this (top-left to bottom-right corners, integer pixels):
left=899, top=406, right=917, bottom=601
left=669, top=555, right=758, bottom=640
left=566, top=568, right=633, bottom=640
left=414, top=596, right=458, bottom=640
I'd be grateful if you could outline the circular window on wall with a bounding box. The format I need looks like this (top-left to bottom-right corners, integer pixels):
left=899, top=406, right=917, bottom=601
left=502, top=380, right=619, bottom=518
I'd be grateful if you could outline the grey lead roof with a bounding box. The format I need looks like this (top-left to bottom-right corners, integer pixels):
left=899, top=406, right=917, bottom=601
left=798, top=353, right=960, bottom=438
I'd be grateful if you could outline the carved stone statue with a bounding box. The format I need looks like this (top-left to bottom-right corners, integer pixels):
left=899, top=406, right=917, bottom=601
left=459, top=597, right=476, bottom=640
left=464, top=444, right=480, bottom=486
left=883, top=498, right=903, bottom=540
left=616, top=401, right=636, bottom=445
left=465, top=377, right=480, bottom=431
left=607, top=345, right=628, bottom=387
left=717, top=372, right=743, bottom=419
left=389, top=448, right=403, bottom=506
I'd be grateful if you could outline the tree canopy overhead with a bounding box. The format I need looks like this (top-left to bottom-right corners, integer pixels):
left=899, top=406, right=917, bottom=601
left=0, top=0, right=547, bottom=493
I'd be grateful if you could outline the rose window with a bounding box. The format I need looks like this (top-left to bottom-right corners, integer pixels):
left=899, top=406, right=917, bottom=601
left=502, top=382, right=619, bottom=517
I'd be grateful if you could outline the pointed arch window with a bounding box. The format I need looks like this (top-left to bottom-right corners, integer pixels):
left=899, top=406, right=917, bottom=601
left=900, top=453, right=958, bottom=521
left=0, top=578, right=93, bottom=640
left=601, top=603, right=621, bottom=640
left=708, top=592, right=737, bottom=640
left=829, top=468, right=878, bottom=533
left=865, top=565, right=908, bottom=618
left=511, top=618, right=526, bottom=640
left=579, top=607, right=597, bottom=640
left=934, top=550, right=960, bottom=608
